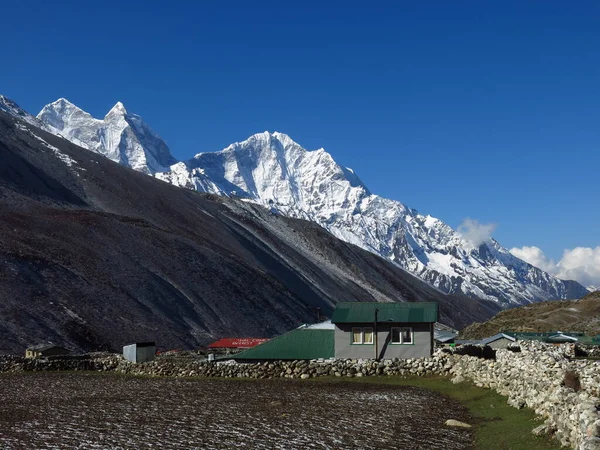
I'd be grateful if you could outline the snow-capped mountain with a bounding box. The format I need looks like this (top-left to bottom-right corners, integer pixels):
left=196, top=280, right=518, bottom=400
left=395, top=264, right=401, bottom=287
left=157, top=131, right=588, bottom=305
left=34, top=99, right=589, bottom=305
left=37, top=99, right=176, bottom=174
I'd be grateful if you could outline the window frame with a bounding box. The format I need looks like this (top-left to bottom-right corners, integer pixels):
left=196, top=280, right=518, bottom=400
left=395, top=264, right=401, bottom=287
left=390, top=326, right=414, bottom=345
left=350, top=327, right=374, bottom=345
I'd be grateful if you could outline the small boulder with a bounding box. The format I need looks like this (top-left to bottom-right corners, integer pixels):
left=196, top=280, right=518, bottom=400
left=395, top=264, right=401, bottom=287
left=445, top=419, right=472, bottom=428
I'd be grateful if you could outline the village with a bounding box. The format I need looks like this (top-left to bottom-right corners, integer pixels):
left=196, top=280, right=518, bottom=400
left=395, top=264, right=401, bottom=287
left=23, top=301, right=600, bottom=363
left=2, top=301, right=600, bottom=449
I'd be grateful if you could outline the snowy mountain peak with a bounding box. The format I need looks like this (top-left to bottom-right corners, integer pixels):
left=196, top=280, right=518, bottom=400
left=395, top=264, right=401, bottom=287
left=106, top=101, right=127, bottom=117
left=157, top=129, right=588, bottom=306
left=51, top=97, right=77, bottom=108
left=227, top=131, right=298, bottom=152
left=6, top=93, right=588, bottom=306
left=37, top=98, right=177, bottom=174
left=38, top=98, right=96, bottom=133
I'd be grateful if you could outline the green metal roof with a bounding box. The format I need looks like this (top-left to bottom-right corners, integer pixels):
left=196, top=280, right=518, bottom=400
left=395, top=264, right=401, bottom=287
left=234, top=328, right=334, bottom=360
left=331, top=302, right=438, bottom=324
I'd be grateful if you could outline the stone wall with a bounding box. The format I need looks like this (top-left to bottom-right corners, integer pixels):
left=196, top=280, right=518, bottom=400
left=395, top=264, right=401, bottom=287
left=448, top=342, right=600, bottom=449
left=2, top=344, right=600, bottom=449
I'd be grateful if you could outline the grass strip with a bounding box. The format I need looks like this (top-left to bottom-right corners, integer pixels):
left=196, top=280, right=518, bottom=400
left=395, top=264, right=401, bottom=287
left=313, top=375, right=563, bottom=450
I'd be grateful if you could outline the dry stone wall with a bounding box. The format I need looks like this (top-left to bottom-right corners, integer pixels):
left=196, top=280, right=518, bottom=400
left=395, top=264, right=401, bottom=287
left=2, top=343, right=599, bottom=449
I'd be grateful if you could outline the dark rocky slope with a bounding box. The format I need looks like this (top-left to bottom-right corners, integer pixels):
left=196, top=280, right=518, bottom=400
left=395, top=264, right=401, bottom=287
left=0, top=111, right=500, bottom=353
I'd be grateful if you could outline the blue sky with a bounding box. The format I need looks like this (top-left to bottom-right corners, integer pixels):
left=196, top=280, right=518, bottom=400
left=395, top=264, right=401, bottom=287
left=1, top=1, right=598, bottom=264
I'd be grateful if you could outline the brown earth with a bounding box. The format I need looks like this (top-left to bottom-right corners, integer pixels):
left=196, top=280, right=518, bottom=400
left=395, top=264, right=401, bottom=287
left=0, top=373, right=473, bottom=449
left=460, top=291, right=600, bottom=339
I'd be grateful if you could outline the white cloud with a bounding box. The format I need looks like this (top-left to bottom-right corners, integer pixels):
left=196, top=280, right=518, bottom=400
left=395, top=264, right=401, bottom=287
left=557, top=247, right=600, bottom=289
left=509, top=245, right=600, bottom=290
left=508, top=246, right=557, bottom=274
left=457, top=218, right=496, bottom=248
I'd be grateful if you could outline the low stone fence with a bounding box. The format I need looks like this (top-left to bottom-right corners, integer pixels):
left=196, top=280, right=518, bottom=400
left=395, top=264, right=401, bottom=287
left=447, top=342, right=600, bottom=450
left=2, top=343, right=600, bottom=449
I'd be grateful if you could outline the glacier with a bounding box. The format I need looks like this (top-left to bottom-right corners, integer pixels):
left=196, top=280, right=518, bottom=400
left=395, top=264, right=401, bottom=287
left=27, top=97, right=589, bottom=306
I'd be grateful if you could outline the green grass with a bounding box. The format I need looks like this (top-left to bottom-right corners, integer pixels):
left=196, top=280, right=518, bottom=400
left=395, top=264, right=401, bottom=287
left=313, top=375, right=562, bottom=450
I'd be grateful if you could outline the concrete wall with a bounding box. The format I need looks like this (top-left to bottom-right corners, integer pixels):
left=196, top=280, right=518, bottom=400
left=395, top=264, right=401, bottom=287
left=136, top=345, right=155, bottom=363
left=334, top=323, right=432, bottom=359
left=123, top=344, right=155, bottom=363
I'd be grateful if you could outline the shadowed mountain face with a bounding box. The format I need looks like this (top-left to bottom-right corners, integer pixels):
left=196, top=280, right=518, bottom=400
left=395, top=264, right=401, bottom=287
left=33, top=98, right=588, bottom=306
left=0, top=110, right=500, bottom=354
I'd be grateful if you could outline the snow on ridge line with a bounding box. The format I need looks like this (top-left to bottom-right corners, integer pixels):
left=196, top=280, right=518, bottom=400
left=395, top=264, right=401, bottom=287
left=27, top=94, right=590, bottom=305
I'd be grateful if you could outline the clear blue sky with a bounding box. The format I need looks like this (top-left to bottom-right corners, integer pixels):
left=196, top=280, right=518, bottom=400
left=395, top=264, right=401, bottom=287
left=1, top=1, right=598, bottom=260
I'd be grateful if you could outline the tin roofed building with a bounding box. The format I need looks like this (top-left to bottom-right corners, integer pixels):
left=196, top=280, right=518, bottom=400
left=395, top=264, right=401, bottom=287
left=207, top=338, right=269, bottom=350
left=235, top=302, right=438, bottom=361
left=331, top=302, right=438, bottom=360
left=235, top=322, right=335, bottom=361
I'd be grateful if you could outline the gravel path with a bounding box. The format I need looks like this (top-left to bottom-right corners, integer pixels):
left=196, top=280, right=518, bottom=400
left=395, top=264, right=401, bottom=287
left=0, top=373, right=473, bottom=449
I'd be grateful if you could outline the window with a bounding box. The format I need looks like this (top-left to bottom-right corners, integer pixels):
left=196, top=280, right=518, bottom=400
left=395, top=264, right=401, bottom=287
left=363, top=328, right=373, bottom=344
left=352, top=327, right=363, bottom=344
left=351, top=327, right=374, bottom=345
left=391, top=327, right=413, bottom=344
left=402, top=327, right=413, bottom=344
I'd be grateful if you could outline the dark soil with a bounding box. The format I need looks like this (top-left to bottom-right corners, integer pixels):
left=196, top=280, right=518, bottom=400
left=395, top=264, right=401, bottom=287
left=0, top=373, right=473, bottom=449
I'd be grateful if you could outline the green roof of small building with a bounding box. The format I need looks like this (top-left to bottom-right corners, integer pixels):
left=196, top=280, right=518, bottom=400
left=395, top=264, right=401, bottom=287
left=331, top=302, right=438, bottom=324
left=234, top=328, right=334, bottom=360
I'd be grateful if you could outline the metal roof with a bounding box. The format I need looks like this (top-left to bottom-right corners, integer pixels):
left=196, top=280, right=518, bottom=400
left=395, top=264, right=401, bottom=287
left=234, top=329, right=334, bottom=360
left=207, top=338, right=269, bottom=349
left=454, top=340, right=483, bottom=345
left=434, top=329, right=457, bottom=343
left=331, top=302, right=438, bottom=324
left=480, top=333, right=516, bottom=346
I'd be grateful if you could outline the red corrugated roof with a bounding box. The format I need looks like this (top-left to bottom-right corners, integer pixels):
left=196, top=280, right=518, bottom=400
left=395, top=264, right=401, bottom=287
left=207, top=338, right=269, bottom=349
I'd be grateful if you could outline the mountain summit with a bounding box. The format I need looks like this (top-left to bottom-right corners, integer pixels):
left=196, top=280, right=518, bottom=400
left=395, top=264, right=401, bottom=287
left=34, top=98, right=589, bottom=306
left=0, top=103, right=496, bottom=352
left=37, top=99, right=177, bottom=174
left=156, top=131, right=588, bottom=305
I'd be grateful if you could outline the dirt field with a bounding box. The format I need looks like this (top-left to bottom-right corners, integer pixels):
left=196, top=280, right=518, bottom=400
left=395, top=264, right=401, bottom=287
left=0, top=373, right=473, bottom=449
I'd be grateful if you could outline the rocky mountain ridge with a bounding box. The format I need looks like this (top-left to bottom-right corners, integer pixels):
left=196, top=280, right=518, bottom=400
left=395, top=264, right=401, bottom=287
left=7, top=95, right=589, bottom=307
left=0, top=105, right=497, bottom=353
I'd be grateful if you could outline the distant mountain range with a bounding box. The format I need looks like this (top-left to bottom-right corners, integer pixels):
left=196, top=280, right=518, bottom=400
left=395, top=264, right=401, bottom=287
left=26, top=97, right=588, bottom=306
left=0, top=100, right=499, bottom=353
